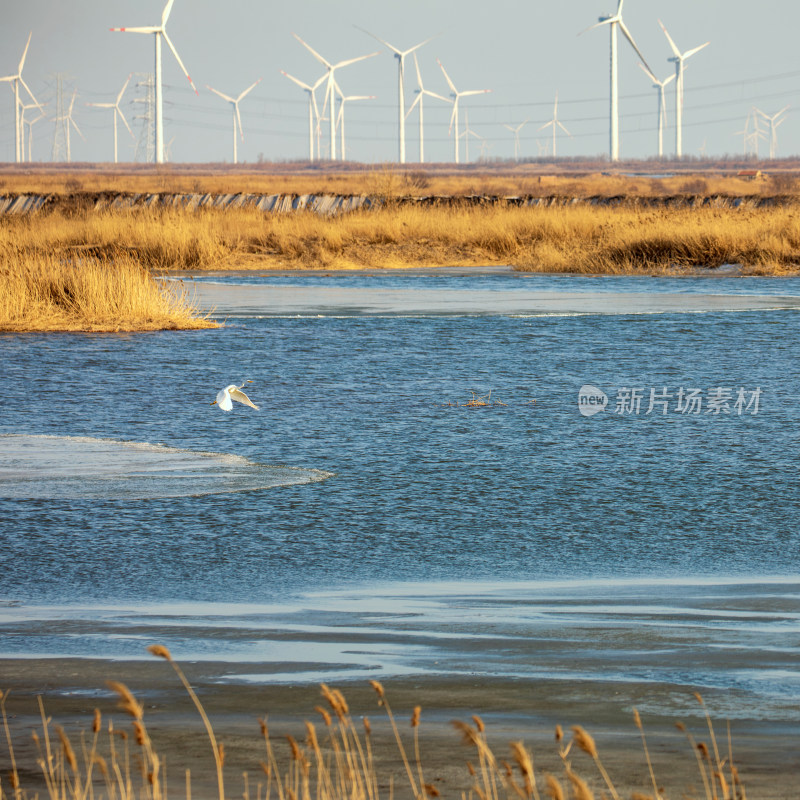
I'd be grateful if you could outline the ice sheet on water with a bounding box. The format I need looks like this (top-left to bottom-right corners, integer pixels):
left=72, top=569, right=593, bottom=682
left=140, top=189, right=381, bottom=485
left=0, top=434, right=331, bottom=499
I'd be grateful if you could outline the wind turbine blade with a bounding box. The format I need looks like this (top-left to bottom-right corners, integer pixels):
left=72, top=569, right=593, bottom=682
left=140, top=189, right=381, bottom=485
left=292, top=33, right=332, bottom=69
left=503, top=124, right=515, bottom=132
left=663, top=72, right=676, bottom=86
left=413, top=52, right=423, bottom=88
left=237, top=78, right=262, bottom=102
left=558, top=121, right=572, bottom=137
left=460, top=89, right=491, bottom=97
left=637, top=61, right=658, bottom=84
left=206, top=84, right=235, bottom=103
left=312, top=74, right=327, bottom=91
left=87, top=102, right=115, bottom=108
left=70, top=117, right=86, bottom=140
left=658, top=20, right=681, bottom=59
left=422, top=89, right=449, bottom=103
left=437, top=59, right=457, bottom=95
left=345, top=95, right=375, bottom=102
left=578, top=17, right=614, bottom=36
left=402, top=35, right=437, bottom=56
left=333, top=51, right=379, bottom=70
left=448, top=99, right=458, bottom=133
left=618, top=20, right=651, bottom=73
left=236, top=104, right=244, bottom=140
left=281, top=70, right=312, bottom=92
left=683, top=41, right=710, bottom=60
left=117, top=107, right=134, bottom=137
left=406, top=94, right=421, bottom=119
left=110, top=26, right=160, bottom=34
left=162, top=31, right=198, bottom=94
left=68, top=90, right=77, bottom=115
left=162, top=0, right=176, bottom=27
left=538, top=120, right=553, bottom=132
left=19, top=78, right=40, bottom=108
left=18, top=32, right=32, bottom=75
left=353, top=26, right=400, bottom=55
left=117, top=74, right=132, bottom=104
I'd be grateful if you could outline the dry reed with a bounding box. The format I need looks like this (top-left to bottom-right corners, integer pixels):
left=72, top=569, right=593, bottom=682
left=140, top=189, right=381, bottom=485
left=0, top=250, right=217, bottom=332
left=0, top=649, right=753, bottom=800
left=4, top=201, right=800, bottom=277
left=0, top=165, right=795, bottom=199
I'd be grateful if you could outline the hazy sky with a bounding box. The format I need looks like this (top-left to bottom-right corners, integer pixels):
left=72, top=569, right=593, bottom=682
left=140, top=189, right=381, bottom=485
left=2, top=1, right=797, bottom=165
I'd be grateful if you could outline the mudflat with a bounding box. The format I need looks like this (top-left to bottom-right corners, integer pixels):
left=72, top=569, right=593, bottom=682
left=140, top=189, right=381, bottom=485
left=1, top=657, right=796, bottom=800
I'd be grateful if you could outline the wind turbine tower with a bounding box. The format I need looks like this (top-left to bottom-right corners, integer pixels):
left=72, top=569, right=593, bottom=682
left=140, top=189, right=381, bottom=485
left=356, top=27, right=434, bottom=163
left=87, top=75, right=133, bottom=163
left=659, top=19, right=709, bottom=158
left=437, top=59, right=491, bottom=164
left=206, top=78, right=262, bottom=164
left=292, top=33, right=378, bottom=161
left=406, top=53, right=448, bottom=163
left=111, top=0, right=198, bottom=165
left=538, top=92, right=572, bottom=158
left=637, top=63, right=675, bottom=158
left=583, top=0, right=652, bottom=162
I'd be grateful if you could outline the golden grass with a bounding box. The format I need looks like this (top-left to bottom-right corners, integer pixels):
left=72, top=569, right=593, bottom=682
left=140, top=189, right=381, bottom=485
left=4, top=202, right=800, bottom=275
left=0, top=164, right=797, bottom=199
left=0, top=651, right=745, bottom=800
left=0, top=252, right=217, bottom=332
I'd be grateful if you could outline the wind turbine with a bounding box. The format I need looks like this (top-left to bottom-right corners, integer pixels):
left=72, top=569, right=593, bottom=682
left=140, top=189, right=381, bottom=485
left=20, top=101, right=45, bottom=162
left=582, top=0, right=652, bottom=162
left=659, top=19, right=709, bottom=158
left=281, top=70, right=326, bottom=161
left=0, top=32, right=40, bottom=163
left=87, top=75, right=133, bottom=163
left=206, top=78, right=262, bottom=164
left=458, top=110, right=484, bottom=162
left=503, top=119, right=529, bottom=160
left=334, top=83, right=375, bottom=162
left=756, top=106, right=789, bottom=160
left=733, top=111, right=765, bottom=158
left=356, top=27, right=435, bottom=163
left=637, top=63, right=675, bottom=158
left=110, top=0, right=198, bottom=165
left=405, top=53, right=449, bottom=163
left=437, top=59, right=491, bottom=164
left=292, top=33, right=378, bottom=161
left=538, top=92, right=571, bottom=158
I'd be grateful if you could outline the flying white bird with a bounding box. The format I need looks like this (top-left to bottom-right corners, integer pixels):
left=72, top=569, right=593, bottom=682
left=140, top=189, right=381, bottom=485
left=211, top=382, right=259, bottom=412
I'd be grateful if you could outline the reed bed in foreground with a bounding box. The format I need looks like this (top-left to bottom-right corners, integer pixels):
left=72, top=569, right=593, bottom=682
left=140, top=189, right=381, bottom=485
left=0, top=252, right=217, bottom=332
left=0, top=646, right=746, bottom=800
left=3, top=202, right=800, bottom=274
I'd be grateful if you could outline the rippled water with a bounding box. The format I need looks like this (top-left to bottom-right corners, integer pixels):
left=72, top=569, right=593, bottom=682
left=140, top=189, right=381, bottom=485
left=2, top=270, right=800, bottom=710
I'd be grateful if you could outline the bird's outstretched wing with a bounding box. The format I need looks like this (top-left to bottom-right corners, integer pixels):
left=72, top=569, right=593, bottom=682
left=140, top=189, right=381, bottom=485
left=215, top=388, right=233, bottom=411
left=230, top=387, right=259, bottom=410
